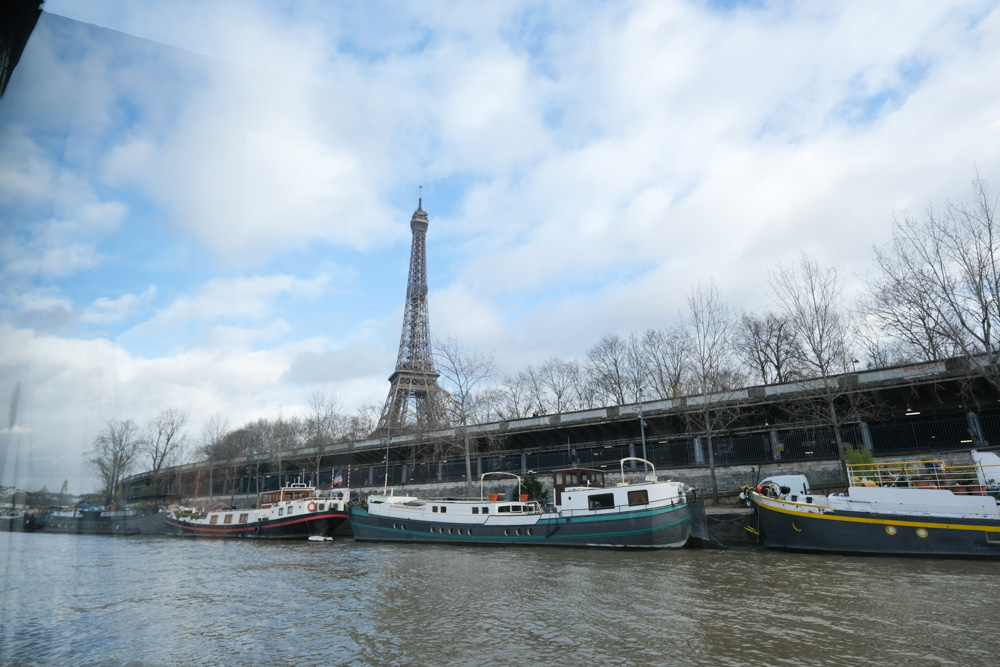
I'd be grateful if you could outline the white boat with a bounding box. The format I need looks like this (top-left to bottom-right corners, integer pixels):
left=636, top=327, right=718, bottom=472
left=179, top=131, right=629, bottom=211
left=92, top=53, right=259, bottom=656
left=746, top=449, right=1000, bottom=557
left=349, top=457, right=707, bottom=548
left=166, top=482, right=350, bottom=539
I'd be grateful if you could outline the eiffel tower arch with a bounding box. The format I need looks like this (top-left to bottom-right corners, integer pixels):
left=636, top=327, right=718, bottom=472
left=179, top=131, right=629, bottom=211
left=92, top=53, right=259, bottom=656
left=375, top=193, right=446, bottom=435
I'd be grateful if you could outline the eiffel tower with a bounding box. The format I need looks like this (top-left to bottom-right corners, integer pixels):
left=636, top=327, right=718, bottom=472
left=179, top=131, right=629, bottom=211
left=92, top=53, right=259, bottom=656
left=375, top=191, right=445, bottom=435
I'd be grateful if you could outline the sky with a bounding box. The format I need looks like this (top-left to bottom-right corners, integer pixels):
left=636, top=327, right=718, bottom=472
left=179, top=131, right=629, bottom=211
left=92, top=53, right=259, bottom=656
left=2, top=0, right=999, bottom=493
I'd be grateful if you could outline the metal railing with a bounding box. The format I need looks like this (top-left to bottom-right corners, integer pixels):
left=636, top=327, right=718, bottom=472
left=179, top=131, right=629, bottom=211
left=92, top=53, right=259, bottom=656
left=848, top=459, right=1000, bottom=494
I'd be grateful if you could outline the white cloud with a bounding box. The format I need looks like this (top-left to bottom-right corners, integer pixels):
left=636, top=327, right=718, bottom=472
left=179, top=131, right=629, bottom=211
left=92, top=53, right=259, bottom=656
left=5, top=0, right=1000, bottom=491
left=81, top=286, right=157, bottom=324
left=151, top=273, right=326, bottom=327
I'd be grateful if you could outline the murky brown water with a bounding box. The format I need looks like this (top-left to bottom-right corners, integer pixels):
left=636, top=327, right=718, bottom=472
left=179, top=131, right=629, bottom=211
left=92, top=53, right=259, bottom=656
left=1, top=532, right=997, bottom=666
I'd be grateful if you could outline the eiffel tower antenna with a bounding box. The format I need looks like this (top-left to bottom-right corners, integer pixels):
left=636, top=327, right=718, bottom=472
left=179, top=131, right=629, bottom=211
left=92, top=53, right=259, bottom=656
left=375, top=190, right=444, bottom=434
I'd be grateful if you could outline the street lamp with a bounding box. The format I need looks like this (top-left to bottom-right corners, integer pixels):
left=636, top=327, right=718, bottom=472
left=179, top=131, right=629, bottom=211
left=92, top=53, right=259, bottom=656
left=638, top=388, right=648, bottom=473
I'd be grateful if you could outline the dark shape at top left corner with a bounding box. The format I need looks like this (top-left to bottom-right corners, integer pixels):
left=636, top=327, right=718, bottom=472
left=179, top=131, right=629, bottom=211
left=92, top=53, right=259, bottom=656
left=0, top=0, right=44, bottom=99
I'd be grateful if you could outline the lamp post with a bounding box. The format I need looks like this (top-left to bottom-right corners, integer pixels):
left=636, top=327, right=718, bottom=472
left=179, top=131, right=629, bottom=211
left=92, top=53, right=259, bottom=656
left=638, top=388, right=648, bottom=473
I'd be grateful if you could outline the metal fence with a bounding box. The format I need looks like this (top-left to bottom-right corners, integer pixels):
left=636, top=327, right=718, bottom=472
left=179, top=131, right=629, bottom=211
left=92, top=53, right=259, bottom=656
left=154, top=410, right=996, bottom=496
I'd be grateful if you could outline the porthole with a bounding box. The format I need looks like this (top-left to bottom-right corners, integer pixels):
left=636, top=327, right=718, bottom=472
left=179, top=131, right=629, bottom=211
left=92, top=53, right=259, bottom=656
left=792, top=520, right=801, bottom=532
left=504, top=529, right=509, bottom=536
left=400, top=524, right=405, bottom=530
left=467, top=528, right=473, bottom=535
left=430, top=526, right=435, bottom=533
left=393, top=523, right=397, bottom=529
left=526, top=528, right=532, bottom=536
left=917, top=527, right=929, bottom=538
left=448, top=528, right=453, bottom=534
left=457, top=529, right=463, bottom=535
left=515, top=529, right=521, bottom=536
left=886, top=525, right=897, bottom=536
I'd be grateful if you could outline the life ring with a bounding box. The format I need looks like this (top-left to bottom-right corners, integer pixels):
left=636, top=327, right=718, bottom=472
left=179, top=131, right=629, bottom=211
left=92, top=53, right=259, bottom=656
left=307, top=501, right=317, bottom=512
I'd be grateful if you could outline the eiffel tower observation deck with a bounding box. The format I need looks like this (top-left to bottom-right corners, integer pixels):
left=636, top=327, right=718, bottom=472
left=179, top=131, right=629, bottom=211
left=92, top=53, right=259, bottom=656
left=375, top=191, right=445, bottom=435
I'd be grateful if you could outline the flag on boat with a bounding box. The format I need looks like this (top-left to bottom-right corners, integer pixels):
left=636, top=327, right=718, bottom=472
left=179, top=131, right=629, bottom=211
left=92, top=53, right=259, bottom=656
left=333, top=470, right=343, bottom=486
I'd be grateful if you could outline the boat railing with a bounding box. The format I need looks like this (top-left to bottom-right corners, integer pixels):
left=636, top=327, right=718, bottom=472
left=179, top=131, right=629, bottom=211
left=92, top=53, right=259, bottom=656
left=479, top=471, right=522, bottom=501
left=619, top=457, right=657, bottom=484
left=848, top=459, right=1000, bottom=495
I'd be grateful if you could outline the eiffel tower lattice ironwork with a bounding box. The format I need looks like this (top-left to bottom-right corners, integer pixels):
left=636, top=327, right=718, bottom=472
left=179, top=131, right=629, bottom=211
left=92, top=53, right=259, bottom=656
left=375, top=192, right=445, bottom=435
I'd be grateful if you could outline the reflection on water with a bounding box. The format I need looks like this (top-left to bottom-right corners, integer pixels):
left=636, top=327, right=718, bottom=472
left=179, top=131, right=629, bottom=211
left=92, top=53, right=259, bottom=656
left=2, top=532, right=998, bottom=666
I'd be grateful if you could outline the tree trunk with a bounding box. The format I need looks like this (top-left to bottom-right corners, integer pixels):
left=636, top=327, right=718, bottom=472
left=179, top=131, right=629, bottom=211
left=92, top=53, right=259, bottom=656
left=463, top=425, right=474, bottom=497
left=828, top=397, right=848, bottom=482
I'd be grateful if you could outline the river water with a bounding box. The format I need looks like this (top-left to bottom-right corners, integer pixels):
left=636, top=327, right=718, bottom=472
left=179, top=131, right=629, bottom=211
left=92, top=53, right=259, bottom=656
left=1, top=532, right=997, bottom=666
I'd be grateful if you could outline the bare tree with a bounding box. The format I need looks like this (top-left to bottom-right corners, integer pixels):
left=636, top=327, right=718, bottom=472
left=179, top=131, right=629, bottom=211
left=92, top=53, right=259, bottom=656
left=771, top=252, right=855, bottom=475
left=343, top=403, right=380, bottom=442
left=434, top=336, right=496, bottom=496
left=198, top=413, right=230, bottom=460
left=587, top=333, right=631, bottom=406
left=736, top=311, right=804, bottom=385
left=305, top=389, right=343, bottom=445
left=142, top=408, right=188, bottom=473
left=86, top=418, right=141, bottom=506
left=537, top=357, right=580, bottom=414
left=496, top=370, right=538, bottom=420
left=685, top=280, right=742, bottom=500
left=868, top=171, right=1000, bottom=389
left=642, top=326, right=691, bottom=399
left=853, top=312, right=916, bottom=369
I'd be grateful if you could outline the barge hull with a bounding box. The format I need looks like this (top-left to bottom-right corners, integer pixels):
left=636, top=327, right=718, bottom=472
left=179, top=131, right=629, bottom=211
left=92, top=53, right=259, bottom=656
left=349, top=501, right=702, bottom=548
left=165, top=511, right=347, bottom=539
left=753, top=500, right=1000, bottom=558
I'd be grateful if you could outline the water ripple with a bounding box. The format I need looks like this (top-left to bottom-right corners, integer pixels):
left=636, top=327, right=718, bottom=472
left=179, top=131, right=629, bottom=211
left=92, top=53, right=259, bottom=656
left=3, top=534, right=1000, bottom=665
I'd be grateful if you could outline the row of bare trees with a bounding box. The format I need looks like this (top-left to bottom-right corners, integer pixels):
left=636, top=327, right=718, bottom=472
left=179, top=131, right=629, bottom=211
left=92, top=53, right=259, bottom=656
left=85, top=408, right=189, bottom=505
left=89, top=172, right=997, bottom=498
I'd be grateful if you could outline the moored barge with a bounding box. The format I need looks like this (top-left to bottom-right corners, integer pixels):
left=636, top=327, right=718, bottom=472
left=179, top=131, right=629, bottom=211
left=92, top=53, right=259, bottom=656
left=166, top=482, right=349, bottom=539
left=350, top=457, right=707, bottom=548
left=746, top=450, right=1000, bottom=558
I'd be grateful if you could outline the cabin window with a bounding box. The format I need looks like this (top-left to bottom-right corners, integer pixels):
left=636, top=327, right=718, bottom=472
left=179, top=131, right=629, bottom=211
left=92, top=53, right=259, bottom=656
left=278, top=508, right=284, bottom=516
left=555, top=472, right=564, bottom=485
left=498, top=506, right=510, bottom=513
left=239, top=514, right=248, bottom=523
left=210, top=515, right=219, bottom=525
left=512, top=505, right=523, bottom=513
left=318, top=503, right=325, bottom=511
left=440, top=507, right=447, bottom=514
left=223, top=514, right=233, bottom=524
left=567, top=473, right=578, bottom=485
left=627, top=490, right=649, bottom=506
left=472, top=507, right=479, bottom=514
left=589, top=493, right=615, bottom=510
left=482, top=507, right=489, bottom=514
left=287, top=507, right=293, bottom=515
left=433, top=506, right=439, bottom=513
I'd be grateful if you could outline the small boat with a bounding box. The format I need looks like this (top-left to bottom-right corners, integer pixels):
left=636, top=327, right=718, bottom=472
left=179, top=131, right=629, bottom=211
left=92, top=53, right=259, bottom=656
left=37, top=506, right=166, bottom=535
left=1, top=511, right=40, bottom=532
left=165, top=483, right=350, bottom=539
left=745, top=450, right=1000, bottom=558
left=349, top=457, right=707, bottom=548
